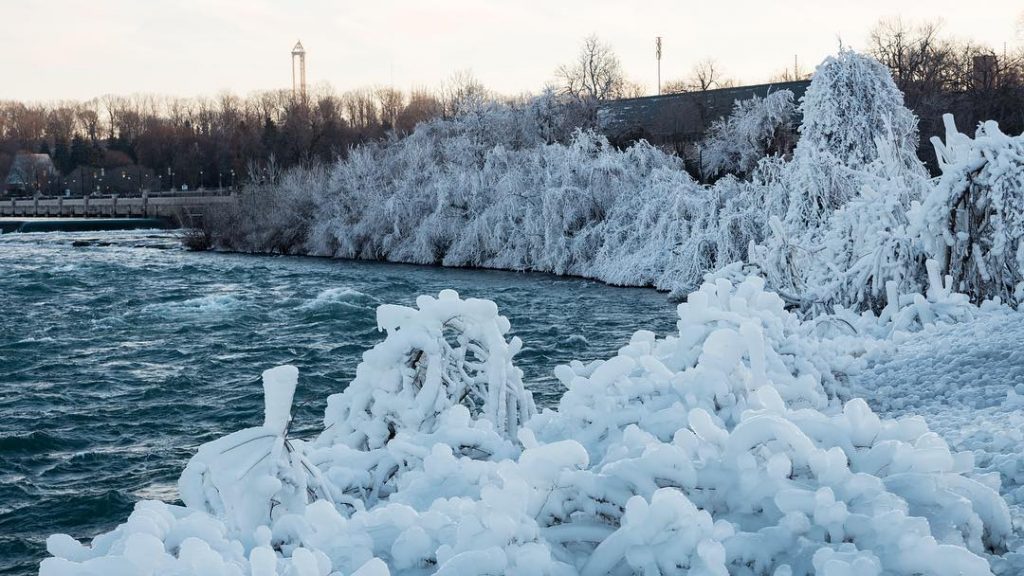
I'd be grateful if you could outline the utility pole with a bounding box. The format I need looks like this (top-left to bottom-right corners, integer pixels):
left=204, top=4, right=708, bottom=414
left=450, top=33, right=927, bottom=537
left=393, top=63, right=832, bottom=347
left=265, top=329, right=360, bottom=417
left=656, top=36, right=663, bottom=95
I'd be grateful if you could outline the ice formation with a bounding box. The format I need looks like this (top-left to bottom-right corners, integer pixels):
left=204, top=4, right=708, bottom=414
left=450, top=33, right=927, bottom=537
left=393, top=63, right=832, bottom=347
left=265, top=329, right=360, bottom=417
left=40, top=49, right=1024, bottom=575
left=42, top=283, right=1019, bottom=575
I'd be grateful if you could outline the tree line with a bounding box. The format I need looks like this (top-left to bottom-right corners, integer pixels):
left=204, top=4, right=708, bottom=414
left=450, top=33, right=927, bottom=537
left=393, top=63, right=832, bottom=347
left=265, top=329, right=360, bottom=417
left=1, top=17, right=1021, bottom=193
left=0, top=77, right=496, bottom=193
left=866, top=18, right=1024, bottom=170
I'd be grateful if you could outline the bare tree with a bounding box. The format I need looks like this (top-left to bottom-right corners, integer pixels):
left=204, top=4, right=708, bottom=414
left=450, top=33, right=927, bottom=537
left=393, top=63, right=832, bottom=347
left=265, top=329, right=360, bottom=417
left=663, top=58, right=735, bottom=94
left=621, top=80, right=648, bottom=98
left=396, top=89, right=443, bottom=133
left=375, top=86, right=405, bottom=130
left=660, top=79, right=691, bottom=95
left=342, top=89, right=379, bottom=130
left=555, top=35, right=627, bottom=101
left=439, top=70, right=490, bottom=117
left=868, top=18, right=953, bottom=89
left=690, top=58, right=734, bottom=91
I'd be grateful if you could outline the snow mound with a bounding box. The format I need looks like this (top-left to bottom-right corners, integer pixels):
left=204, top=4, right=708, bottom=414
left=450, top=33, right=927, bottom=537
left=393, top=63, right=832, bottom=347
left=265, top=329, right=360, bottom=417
left=43, top=282, right=1014, bottom=575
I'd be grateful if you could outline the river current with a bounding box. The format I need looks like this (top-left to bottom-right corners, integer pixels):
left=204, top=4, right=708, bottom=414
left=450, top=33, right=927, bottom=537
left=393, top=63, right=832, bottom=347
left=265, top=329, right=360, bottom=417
left=0, top=230, right=677, bottom=575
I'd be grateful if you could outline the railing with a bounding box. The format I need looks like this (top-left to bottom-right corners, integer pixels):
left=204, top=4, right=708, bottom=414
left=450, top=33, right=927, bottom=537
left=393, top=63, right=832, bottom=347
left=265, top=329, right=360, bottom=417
left=0, top=190, right=237, bottom=220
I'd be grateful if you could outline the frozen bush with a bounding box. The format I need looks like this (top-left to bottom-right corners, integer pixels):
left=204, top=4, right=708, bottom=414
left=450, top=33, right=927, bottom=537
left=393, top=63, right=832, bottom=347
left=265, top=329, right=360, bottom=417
left=698, top=89, right=798, bottom=180
left=912, top=114, right=1024, bottom=305
left=43, top=281, right=1012, bottom=575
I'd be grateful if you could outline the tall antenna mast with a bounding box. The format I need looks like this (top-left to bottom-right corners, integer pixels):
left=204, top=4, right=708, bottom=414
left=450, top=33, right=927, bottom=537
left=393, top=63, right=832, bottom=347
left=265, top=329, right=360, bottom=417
left=656, top=36, right=663, bottom=95
left=292, top=40, right=307, bottom=100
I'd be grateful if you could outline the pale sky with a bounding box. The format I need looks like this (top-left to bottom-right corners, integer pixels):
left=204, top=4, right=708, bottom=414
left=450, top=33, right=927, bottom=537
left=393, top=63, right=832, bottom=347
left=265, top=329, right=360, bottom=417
left=4, top=0, right=1022, bottom=102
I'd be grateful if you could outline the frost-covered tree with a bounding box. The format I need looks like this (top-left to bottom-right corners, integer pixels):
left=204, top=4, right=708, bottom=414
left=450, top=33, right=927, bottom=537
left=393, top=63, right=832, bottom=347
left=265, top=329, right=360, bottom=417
left=208, top=49, right=1024, bottom=312
left=748, top=50, right=935, bottom=310
left=698, top=90, right=798, bottom=180
left=796, top=138, right=933, bottom=310
left=784, top=49, right=922, bottom=228
left=912, top=114, right=1024, bottom=304
left=797, top=49, right=919, bottom=169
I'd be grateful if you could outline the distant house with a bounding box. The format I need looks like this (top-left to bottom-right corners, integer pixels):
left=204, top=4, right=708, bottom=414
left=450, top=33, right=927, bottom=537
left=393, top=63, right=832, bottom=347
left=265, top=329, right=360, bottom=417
left=597, top=80, right=812, bottom=150
left=4, top=153, right=57, bottom=196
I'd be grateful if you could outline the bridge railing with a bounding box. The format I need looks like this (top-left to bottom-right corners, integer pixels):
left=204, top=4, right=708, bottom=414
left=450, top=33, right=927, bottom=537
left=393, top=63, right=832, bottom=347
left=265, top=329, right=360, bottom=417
left=0, top=190, right=237, bottom=220
left=2, top=188, right=237, bottom=202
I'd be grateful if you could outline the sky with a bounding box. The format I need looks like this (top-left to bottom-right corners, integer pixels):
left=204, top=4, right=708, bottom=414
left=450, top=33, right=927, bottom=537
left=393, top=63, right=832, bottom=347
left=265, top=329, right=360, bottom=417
left=3, top=0, right=1022, bottom=102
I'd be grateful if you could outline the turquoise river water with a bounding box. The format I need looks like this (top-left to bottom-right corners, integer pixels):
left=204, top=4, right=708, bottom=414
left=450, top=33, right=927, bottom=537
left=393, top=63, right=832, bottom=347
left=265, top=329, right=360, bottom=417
left=0, top=230, right=677, bottom=575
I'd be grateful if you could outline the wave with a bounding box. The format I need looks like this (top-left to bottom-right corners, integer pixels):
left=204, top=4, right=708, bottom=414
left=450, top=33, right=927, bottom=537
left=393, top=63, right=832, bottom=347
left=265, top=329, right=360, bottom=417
left=140, top=294, right=245, bottom=319
left=298, top=287, right=377, bottom=313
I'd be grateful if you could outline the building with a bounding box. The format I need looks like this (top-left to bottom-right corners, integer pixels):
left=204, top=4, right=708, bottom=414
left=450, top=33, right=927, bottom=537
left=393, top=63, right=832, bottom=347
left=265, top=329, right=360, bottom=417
left=972, top=54, right=998, bottom=91
left=597, top=80, right=811, bottom=150
left=4, top=153, right=57, bottom=196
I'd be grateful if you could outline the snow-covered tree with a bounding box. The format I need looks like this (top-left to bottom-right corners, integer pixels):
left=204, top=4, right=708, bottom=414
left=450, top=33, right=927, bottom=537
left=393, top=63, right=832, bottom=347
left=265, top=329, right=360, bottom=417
left=785, top=49, right=922, bottom=228
left=698, top=90, right=798, bottom=180
left=912, top=114, right=1024, bottom=304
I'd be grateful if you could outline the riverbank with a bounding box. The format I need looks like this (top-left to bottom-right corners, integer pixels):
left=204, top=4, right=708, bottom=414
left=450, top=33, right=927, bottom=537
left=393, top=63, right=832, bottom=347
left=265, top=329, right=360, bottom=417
left=0, top=229, right=679, bottom=576
left=35, top=249, right=1024, bottom=575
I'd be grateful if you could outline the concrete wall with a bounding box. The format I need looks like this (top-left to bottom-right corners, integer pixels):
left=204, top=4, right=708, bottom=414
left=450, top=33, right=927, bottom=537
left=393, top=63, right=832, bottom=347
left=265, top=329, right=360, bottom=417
left=598, top=80, right=811, bottom=147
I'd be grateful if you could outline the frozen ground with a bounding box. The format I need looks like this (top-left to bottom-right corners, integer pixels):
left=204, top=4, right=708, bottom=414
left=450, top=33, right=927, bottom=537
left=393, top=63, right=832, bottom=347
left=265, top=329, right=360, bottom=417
left=850, top=310, right=1024, bottom=571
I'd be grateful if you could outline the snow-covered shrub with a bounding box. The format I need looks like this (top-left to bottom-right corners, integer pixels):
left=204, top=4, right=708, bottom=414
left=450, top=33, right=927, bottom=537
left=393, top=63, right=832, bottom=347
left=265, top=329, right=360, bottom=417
left=747, top=51, right=935, bottom=312
left=210, top=50, right=1024, bottom=313
left=698, top=89, right=798, bottom=180
left=307, top=121, right=727, bottom=294
left=314, top=290, right=535, bottom=503
left=881, top=259, right=976, bottom=331
left=784, top=49, right=922, bottom=229
left=753, top=136, right=934, bottom=312
left=177, top=365, right=339, bottom=545
left=912, top=114, right=1024, bottom=306
left=529, top=276, right=1009, bottom=574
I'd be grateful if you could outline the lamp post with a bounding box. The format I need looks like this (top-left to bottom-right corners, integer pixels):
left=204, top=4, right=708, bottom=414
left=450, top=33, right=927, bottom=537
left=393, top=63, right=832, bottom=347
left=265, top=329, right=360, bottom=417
left=199, top=169, right=204, bottom=190
left=230, top=169, right=235, bottom=190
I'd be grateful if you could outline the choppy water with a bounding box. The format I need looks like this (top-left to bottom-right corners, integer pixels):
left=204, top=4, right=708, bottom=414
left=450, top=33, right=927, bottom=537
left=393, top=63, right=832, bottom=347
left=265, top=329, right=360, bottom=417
left=0, top=230, right=677, bottom=575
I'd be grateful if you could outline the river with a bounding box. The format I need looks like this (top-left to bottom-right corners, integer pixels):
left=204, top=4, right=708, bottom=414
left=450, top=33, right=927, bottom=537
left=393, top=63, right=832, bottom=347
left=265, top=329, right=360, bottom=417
left=0, top=230, right=677, bottom=575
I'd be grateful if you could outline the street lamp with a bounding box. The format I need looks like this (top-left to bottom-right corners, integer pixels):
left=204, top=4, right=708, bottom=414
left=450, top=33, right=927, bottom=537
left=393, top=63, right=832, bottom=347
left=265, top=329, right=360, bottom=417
left=230, top=169, right=235, bottom=190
